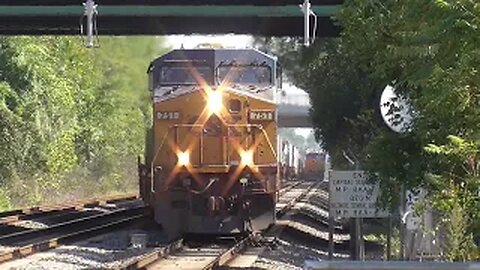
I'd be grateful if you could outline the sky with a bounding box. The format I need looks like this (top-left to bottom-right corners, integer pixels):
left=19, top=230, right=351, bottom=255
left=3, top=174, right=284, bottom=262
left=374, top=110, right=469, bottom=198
left=167, top=34, right=253, bottom=49
left=166, top=35, right=313, bottom=137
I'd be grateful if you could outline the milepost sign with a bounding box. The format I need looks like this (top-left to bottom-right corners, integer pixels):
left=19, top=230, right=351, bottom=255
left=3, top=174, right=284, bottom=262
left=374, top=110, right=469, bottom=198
left=329, top=170, right=389, bottom=218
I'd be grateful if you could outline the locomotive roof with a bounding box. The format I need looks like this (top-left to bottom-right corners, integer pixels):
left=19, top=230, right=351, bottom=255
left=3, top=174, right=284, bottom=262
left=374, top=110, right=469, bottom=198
left=150, top=48, right=277, bottom=68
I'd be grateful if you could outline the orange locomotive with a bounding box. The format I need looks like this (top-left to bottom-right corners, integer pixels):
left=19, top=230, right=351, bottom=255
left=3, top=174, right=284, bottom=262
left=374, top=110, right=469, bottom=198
left=138, top=49, right=281, bottom=238
left=304, top=152, right=325, bottom=181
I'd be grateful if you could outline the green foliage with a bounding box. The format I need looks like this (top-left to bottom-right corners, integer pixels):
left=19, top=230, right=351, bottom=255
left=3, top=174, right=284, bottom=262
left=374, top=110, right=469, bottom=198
left=298, top=40, right=384, bottom=168
left=342, top=0, right=479, bottom=257
left=367, top=227, right=402, bottom=260
left=257, top=0, right=480, bottom=257
left=424, top=136, right=479, bottom=242
left=0, top=36, right=167, bottom=207
left=444, top=198, right=479, bottom=261
left=0, top=189, right=11, bottom=211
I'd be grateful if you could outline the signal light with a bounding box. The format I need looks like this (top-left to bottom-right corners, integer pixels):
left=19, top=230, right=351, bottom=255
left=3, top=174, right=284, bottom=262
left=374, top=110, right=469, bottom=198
left=241, top=150, right=254, bottom=167
left=207, top=90, right=222, bottom=115
left=177, top=151, right=190, bottom=167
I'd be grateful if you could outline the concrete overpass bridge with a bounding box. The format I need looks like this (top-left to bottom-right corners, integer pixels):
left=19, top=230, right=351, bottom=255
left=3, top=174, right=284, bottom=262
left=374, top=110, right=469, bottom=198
left=277, top=92, right=312, bottom=128
left=0, top=0, right=342, bottom=36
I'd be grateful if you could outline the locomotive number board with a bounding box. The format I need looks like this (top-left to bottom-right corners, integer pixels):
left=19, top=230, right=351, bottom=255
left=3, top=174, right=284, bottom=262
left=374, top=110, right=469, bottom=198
left=249, top=110, right=275, bottom=121
left=156, top=111, right=180, bottom=120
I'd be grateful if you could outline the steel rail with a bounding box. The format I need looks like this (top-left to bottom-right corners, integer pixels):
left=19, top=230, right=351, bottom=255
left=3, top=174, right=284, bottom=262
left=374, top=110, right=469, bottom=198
left=116, top=182, right=316, bottom=270
left=0, top=193, right=138, bottom=225
left=117, top=239, right=184, bottom=270
left=277, top=182, right=317, bottom=218
left=201, top=234, right=254, bottom=270
left=0, top=206, right=145, bottom=244
left=278, top=181, right=303, bottom=197
left=204, top=182, right=317, bottom=269
left=0, top=205, right=150, bottom=264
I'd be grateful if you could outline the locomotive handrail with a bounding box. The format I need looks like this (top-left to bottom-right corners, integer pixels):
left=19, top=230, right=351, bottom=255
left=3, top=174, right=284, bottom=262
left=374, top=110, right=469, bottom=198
left=187, top=177, right=217, bottom=194
left=150, top=129, right=172, bottom=192
left=257, top=126, right=278, bottom=161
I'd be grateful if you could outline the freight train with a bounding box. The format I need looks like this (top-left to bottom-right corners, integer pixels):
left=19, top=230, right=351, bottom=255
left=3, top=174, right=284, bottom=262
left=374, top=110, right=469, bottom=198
left=138, top=48, right=281, bottom=238
left=304, top=152, right=326, bottom=181
left=278, top=137, right=304, bottom=181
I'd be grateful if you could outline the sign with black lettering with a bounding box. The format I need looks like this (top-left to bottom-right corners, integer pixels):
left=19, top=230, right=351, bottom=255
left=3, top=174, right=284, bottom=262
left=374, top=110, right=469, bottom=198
left=330, top=170, right=389, bottom=218
left=156, top=111, right=180, bottom=120
left=249, top=110, right=274, bottom=121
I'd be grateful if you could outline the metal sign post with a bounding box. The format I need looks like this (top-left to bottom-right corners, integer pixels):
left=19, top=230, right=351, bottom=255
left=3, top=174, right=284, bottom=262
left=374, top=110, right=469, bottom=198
left=325, top=154, right=334, bottom=260
left=358, top=217, right=365, bottom=260
left=327, top=169, right=334, bottom=259
left=387, top=215, right=392, bottom=260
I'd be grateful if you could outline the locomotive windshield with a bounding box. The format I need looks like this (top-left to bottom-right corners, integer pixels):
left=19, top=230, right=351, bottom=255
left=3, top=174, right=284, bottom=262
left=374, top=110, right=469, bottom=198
left=160, top=66, right=213, bottom=85
left=217, top=66, right=271, bottom=85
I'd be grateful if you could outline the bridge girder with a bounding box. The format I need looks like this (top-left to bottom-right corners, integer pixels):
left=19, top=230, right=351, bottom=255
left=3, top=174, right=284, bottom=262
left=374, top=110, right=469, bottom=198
left=0, top=1, right=342, bottom=36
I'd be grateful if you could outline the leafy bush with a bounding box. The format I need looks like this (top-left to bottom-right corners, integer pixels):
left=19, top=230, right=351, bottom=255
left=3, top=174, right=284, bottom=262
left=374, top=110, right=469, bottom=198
left=0, top=36, right=168, bottom=208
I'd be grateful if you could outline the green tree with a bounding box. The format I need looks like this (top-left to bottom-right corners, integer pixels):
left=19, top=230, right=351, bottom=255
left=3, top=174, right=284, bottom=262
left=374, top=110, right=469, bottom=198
left=0, top=36, right=167, bottom=209
left=338, top=2, right=479, bottom=255
left=256, top=0, right=480, bottom=258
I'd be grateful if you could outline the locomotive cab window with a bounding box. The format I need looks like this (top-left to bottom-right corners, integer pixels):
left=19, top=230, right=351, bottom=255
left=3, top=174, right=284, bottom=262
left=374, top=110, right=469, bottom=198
left=159, top=66, right=213, bottom=85
left=217, top=65, right=272, bottom=85
left=228, top=99, right=242, bottom=113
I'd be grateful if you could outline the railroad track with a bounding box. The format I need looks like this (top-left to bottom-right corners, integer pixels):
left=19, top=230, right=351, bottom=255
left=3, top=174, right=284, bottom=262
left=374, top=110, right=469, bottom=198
left=0, top=193, right=139, bottom=225
left=0, top=194, right=147, bottom=264
left=116, top=182, right=317, bottom=270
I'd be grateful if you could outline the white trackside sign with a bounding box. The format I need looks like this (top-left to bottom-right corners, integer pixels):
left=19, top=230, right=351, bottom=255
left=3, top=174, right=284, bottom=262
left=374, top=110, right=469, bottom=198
left=329, top=171, right=389, bottom=218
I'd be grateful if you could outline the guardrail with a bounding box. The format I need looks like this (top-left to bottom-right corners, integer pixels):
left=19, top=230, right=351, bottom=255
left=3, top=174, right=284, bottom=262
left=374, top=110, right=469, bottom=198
left=304, top=261, right=480, bottom=270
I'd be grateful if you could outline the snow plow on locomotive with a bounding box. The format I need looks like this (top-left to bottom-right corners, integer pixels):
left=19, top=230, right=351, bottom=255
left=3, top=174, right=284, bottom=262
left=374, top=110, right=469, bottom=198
left=138, top=48, right=281, bottom=239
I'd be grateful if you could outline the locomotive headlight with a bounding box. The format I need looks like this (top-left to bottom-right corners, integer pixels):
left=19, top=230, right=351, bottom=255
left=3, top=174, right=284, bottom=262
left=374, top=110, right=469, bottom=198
left=177, top=151, right=190, bottom=167
left=241, top=150, right=254, bottom=166
left=207, top=90, right=222, bottom=115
